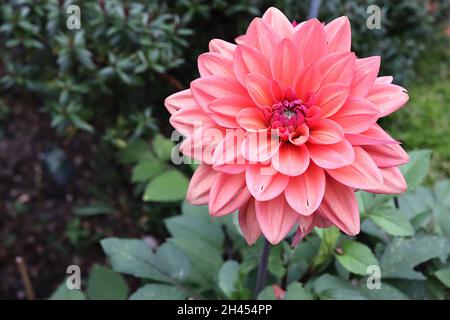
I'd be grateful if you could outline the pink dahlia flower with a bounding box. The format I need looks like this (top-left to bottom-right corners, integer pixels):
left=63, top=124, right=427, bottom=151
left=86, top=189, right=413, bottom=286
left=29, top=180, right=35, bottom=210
left=165, top=7, right=409, bottom=245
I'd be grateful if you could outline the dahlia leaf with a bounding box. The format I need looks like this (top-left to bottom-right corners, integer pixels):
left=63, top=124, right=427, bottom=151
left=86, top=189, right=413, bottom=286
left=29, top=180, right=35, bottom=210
left=86, top=265, right=129, bottom=300
left=153, top=134, right=174, bottom=161
left=129, top=284, right=186, bottom=300
left=380, top=235, right=450, bottom=280
left=400, top=149, right=432, bottom=191
left=369, top=207, right=415, bottom=237
left=335, top=241, right=379, bottom=276
left=283, top=282, right=314, bottom=300
left=143, top=169, right=189, bottom=202
left=218, top=260, right=240, bottom=299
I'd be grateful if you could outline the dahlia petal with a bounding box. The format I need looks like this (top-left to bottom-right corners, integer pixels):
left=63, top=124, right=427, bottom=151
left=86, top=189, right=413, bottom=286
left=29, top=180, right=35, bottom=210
left=316, top=176, right=360, bottom=236
left=292, top=19, right=327, bottom=65
left=245, top=73, right=275, bottom=107
left=366, top=83, right=409, bottom=117
left=270, top=39, right=302, bottom=88
left=244, top=18, right=279, bottom=58
left=345, top=124, right=398, bottom=145
left=198, top=52, right=233, bottom=77
left=365, top=167, right=407, bottom=194
left=209, top=39, right=237, bottom=59
left=291, top=214, right=315, bottom=246
left=238, top=198, right=261, bottom=245
left=208, top=96, right=255, bottom=128
left=308, top=118, right=344, bottom=145
left=169, top=105, right=214, bottom=136
left=180, top=124, right=223, bottom=165
left=364, top=143, right=409, bottom=168
left=209, top=172, right=251, bottom=216
left=212, top=130, right=247, bottom=174
left=285, top=163, right=325, bottom=215
left=255, top=194, right=299, bottom=244
left=327, top=146, right=383, bottom=190
left=319, top=52, right=355, bottom=86
left=293, top=63, right=322, bottom=100
left=315, top=83, right=350, bottom=118
left=164, top=89, right=196, bottom=115
left=350, top=56, right=381, bottom=98
left=246, top=164, right=289, bottom=201
left=272, top=143, right=310, bottom=176
left=308, top=140, right=355, bottom=169
left=236, top=107, right=268, bottom=131
left=330, top=98, right=379, bottom=134
left=241, top=130, right=280, bottom=162
left=187, top=164, right=218, bottom=205
left=191, top=75, right=248, bottom=113
left=261, top=7, right=294, bottom=38
left=375, top=76, right=393, bottom=84
left=324, top=16, right=351, bottom=53
left=289, top=124, right=310, bottom=145
left=233, top=45, right=272, bottom=86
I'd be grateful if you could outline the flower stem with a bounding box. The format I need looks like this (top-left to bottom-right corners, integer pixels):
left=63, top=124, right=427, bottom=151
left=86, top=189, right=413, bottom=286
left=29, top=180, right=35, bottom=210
left=255, top=239, right=271, bottom=297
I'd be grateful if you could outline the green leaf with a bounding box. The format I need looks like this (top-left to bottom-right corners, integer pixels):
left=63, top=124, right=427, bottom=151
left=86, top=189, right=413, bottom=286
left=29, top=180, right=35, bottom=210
left=380, top=235, right=450, bottom=280
left=312, top=274, right=367, bottom=300
left=435, top=268, right=450, bottom=288
left=335, top=241, right=379, bottom=276
left=312, top=226, right=340, bottom=268
left=50, top=280, right=86, bottom=300
left=218, top=260, right=240, bottom=298
left=268, top=245, right=285, bottom=278
left=100, top=238, right=190, bottom=283
left=131, top=161, right=165, bottom=183
left=72, top=203, right=114, bottom=217
left=129, top=284, right=186, bottom=300
left=257, top=286, right=276, bottom=300
left=143, top=169, right=188, bottom=202
left=284, top=282, right=314, bottom=300
left=118, top=140, right=153, bottom=164
left=153, top=134, right=174, bottom=161
left=400, top=149, right=431, bottom=190
left=360, top=283, right=409, bottom=300
left=369, top=207, right=415, bottom=236
left=165, top=215, right=224, bottom=250
left=86, top=265, right=129, bottom=300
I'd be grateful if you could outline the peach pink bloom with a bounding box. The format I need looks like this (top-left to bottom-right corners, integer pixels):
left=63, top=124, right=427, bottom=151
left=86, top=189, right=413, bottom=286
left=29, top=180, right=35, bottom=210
left=165, top=7, right=409, bottom=245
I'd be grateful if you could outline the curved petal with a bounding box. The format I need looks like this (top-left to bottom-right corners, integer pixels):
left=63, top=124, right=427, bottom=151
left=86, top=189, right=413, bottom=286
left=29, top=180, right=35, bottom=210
left=363, top=143, right=409, bottom=168
left=319, top=52, right=355, bottom=86
left=164, top=89, right=196, bottom=115
left=245, top=164, right=289, bottom=201
left=272, top=143, right=310, bottom=176
left=270, top=39, right=302, bottom=87
left=209, top=39, right=237, bottom=59
left=316, top=176, right=360, bottom=236
left=187, top=164, right=218, bottom=205
left=291, top=215, right=315, bottom=246
left=180, top=124, right=223, bottom=165
left=330, top=98, right=379, bottom=134
left=350, top=56, right=380, bottom=98
left=285, top=163, right=325, bottom=215
left=236, top=107, right=268, bottom=131
left=327, top=146, right=383, bottom=190
left=292, top=19, right=327, bottom=65
left=212, top=129, right=247, bottom=174
left=308, top=119, right=344, bottom=145
left=345, top=124, right=398, bottom=146
left=261, top=7, right=294, bottom=38
left=308, top=140, right=355, bottom=169
left=324, top=16, right=351, bottom=53
left=191, top=75, right=248, bottom=113
left=233, top=44, right=272, bottom=86
left=198, top=52, right=233, bottom=77
left=169, top=105, right=214, bottom=137
left=241, top=130, right=280, bottom=162
left=245, top=73, right=275, bottom=107
left=238, top=198, right=261, bottom=245
left=208, top=96, right=255, bottom=128
left=293, top=63, right=322, bottom=100
left=256, top=194, right=299, bottom=244
left=366, top=83, right=409, bottom=117
left=365, top=167, right=407, bottom=194
left=244, top=18, right=279, bottom=58
left=289, top=124, right=310, bottom=145
left=209, top=172, right=251, bottom=216
left=315, top=83, right=349, bottom=118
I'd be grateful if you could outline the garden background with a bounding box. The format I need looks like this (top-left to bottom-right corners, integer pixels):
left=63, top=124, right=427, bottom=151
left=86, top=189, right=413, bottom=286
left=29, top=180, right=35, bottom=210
left=0, top=0, right=449, bottom=300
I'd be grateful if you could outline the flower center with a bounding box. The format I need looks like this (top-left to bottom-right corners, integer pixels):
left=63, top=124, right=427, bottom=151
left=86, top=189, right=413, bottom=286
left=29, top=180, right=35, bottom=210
left=270, top=99, right=308, bottom=140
